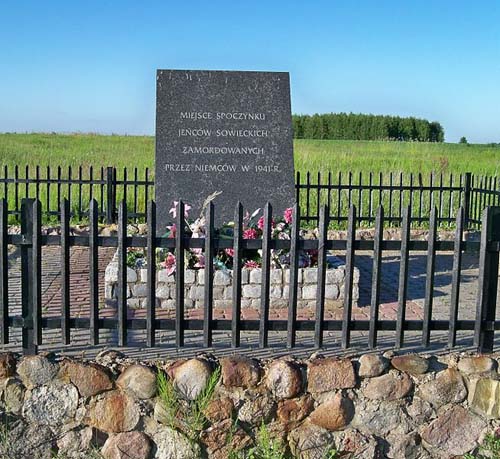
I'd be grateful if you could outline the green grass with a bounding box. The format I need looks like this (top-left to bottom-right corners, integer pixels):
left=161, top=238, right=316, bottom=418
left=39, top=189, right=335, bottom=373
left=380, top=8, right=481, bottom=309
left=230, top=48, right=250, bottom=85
left=294, top=139, right=500, bottom=176
left=1, top=133, right=499, bottom=175
left=464, top=433, right=500, bottom=458
left=0, top=133, right=498, bottom=226
left=156, top=365, right=221, bottom=442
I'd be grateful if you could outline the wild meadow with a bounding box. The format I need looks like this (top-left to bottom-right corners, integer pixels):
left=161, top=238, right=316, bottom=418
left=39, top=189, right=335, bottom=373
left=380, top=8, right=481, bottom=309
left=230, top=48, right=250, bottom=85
left=0, top=133, right=498, bottom=225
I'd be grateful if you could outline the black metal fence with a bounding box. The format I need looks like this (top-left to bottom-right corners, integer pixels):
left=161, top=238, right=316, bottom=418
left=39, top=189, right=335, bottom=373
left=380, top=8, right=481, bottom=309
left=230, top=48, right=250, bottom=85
left=1, top=166, right=499, bottom=228
left=1, top=198, right=499, bottom=355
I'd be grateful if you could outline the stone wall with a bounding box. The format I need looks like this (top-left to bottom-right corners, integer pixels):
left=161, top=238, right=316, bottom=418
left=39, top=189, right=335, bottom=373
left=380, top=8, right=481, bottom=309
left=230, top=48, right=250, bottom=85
left=1, top=350, right=499, bottom=458
left=104, top=256, right=360, bottom=310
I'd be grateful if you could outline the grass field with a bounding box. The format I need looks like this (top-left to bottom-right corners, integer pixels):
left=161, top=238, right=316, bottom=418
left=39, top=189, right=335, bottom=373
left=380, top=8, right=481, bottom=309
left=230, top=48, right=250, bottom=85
left=1, top=133, right=500, bottom=176
left=0, top=133, right=498, bottom=225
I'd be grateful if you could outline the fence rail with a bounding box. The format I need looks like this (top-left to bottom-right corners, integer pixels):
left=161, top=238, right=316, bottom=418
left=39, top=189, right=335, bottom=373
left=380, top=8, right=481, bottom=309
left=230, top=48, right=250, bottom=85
left=1, top=198, right=500, bottom=355
left=1, top=166, right=499, bottom=228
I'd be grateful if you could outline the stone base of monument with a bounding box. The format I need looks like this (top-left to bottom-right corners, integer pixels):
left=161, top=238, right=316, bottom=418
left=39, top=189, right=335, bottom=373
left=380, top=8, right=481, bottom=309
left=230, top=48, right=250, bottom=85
left=104, top=254, right=359, bottom=310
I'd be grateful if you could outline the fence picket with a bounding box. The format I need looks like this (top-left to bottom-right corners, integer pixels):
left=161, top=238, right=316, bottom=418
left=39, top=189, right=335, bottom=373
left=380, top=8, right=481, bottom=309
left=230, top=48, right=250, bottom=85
left=474, top=207, right=500, bottom=352
left=89, top=199, right=99, bottom=345
left=395, top=205, right=411, bottom=349
left=259, top=202, right=272, bottom=348
left=341, top=205, right=356, bottom=349
left=287, top=203, right=300, bottom=348
left=117, top=201, right=128, bottom=346
left=448, top=207, right=464, bottom=348
left=176, top=201, right=185, bottom=347
left=231, top=202, right=243, bottom=348
left=61, top=199, right=71, bottom=344
left=203, top=202, right=215, bottom=347
left=368, top=206, right=383, bottom=349
left=146, top=201, right=156, bottom=347
left=32, top=199, right=42, bottom=345
left=0, top=199, right=8, bottom=344
left=315, top=205, right=328, bottom=348
left=422, top=206, right=437, bottom=347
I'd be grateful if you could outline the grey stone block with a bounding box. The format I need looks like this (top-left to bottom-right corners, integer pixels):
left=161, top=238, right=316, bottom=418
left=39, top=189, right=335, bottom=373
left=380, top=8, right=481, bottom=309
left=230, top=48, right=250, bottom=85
left=141, top=297, right=161, bottom=308
left=161, top=299, right=176, bottom=309
left=223, top=287, right=233, bottom=300
left=284, top=268, right=303, bottom=284
left=127, top=298, right=141, bottom=308
left=325, top=284, right=339, bottom=300
left=326, top=268, right=344, bottom=285
left=197, top=269, right=205, bottom=285
left=270, top=286, right=282, bottom=298
left=189, top=285, right=205, bottom=300
left=104, top=263, right=118, bottom=283
left=303, top=268, right=318, bottom=283
left=214, top=270, right=231, bottom=286
left=302, top=285, right=317, bottom=300
left=156, top=285, right=170, bottom=300
left=243, top=285, right=261, bottom=298
left=104, top=284, right=115, bottom=300
left=185, top=270, right=196, bottom=284
left=132, top=283, right=148, bottom=298
left=270, top=269, right=283, bottom=284
left=157, top=270, right=175, bottom=283
left=282, top=285, right=302, bottom=300
left=249, top=268, right=262, bottom=284
left=241, top=299, right=252, bottom=308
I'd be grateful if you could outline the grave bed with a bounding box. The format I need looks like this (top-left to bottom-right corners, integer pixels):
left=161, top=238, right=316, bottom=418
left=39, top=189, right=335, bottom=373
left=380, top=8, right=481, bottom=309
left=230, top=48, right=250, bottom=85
left=104, top=255, right=360, bottom=309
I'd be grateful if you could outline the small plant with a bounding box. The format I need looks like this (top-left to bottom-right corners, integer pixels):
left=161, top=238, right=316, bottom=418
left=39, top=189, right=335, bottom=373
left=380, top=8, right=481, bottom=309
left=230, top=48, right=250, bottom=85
left=52, top=447, right=104, bottom=459
left=322, top=448, right=340, bottom=459
left=126, top=248, right=146, bottom=268
left=156, top=365, right=221, bottom=442
left=464, top=432, right=500, bottom=458
left=156, top=368, right=180, bottom=430
left=247, top=422, right=287, bottom=459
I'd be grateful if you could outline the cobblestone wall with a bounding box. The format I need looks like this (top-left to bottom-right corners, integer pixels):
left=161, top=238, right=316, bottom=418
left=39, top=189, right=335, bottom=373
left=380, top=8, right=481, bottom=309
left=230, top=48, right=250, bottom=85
left=104, top=256, right=360, bottom=309
left=1, top=350, right=499, bottom=458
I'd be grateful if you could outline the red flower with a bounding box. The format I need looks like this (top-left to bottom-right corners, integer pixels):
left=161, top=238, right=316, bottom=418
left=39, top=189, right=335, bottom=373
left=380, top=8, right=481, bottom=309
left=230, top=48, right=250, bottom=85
left=243, top=228, right=258, bottom=239
left=284, top=207, right=293, bottom=224
left=257, top=216, right=276, bottom=230
left=244, top=260, right=260, bottom=268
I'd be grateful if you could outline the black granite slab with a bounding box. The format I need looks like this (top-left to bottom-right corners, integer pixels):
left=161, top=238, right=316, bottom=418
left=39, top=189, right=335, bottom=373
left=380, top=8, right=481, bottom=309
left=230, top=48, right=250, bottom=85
left=155, top=69, right=295, bottom=231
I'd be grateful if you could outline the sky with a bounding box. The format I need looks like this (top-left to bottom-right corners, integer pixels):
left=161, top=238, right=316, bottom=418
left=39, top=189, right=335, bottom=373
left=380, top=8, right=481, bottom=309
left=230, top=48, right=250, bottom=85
left=0, top=0, right=499, bottom=143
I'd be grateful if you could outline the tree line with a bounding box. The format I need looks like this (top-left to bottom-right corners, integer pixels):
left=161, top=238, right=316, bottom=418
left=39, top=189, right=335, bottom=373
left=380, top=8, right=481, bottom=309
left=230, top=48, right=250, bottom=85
left=292, top=113, right=445, bottom=142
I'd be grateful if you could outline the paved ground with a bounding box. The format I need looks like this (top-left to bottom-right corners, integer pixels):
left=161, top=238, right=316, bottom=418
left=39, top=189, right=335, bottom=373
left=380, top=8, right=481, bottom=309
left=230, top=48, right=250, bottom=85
left=1, top=244, right=497, bottom=358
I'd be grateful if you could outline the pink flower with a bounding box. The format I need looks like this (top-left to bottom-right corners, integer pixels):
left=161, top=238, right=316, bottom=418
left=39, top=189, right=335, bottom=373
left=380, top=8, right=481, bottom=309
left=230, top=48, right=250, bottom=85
left=166, top=224, right=176, bottom=238
left=194, top=254, right=205, bottom=268
left=162, top=252, right=176, bottom=276
left=243, top=228, right=258, bottom=239
left=244, top=260, right=260, bottom=268
left=225, top=248, right=235, bottom=257
left=257, top=216, right=275, bottom=230
left=284, top=207, right=293, bottom=224
left=169, top=201, right=192, bottom=219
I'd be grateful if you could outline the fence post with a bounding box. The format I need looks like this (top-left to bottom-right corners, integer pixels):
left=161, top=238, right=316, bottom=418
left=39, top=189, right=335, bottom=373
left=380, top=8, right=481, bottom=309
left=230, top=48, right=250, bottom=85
left=463, top=172, right=472, bottom=229
left=474, top=206, right=500, bottom=353
left=106, top=166, right=116, bottom=224
left=21, top=198, right=37, bottom=355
